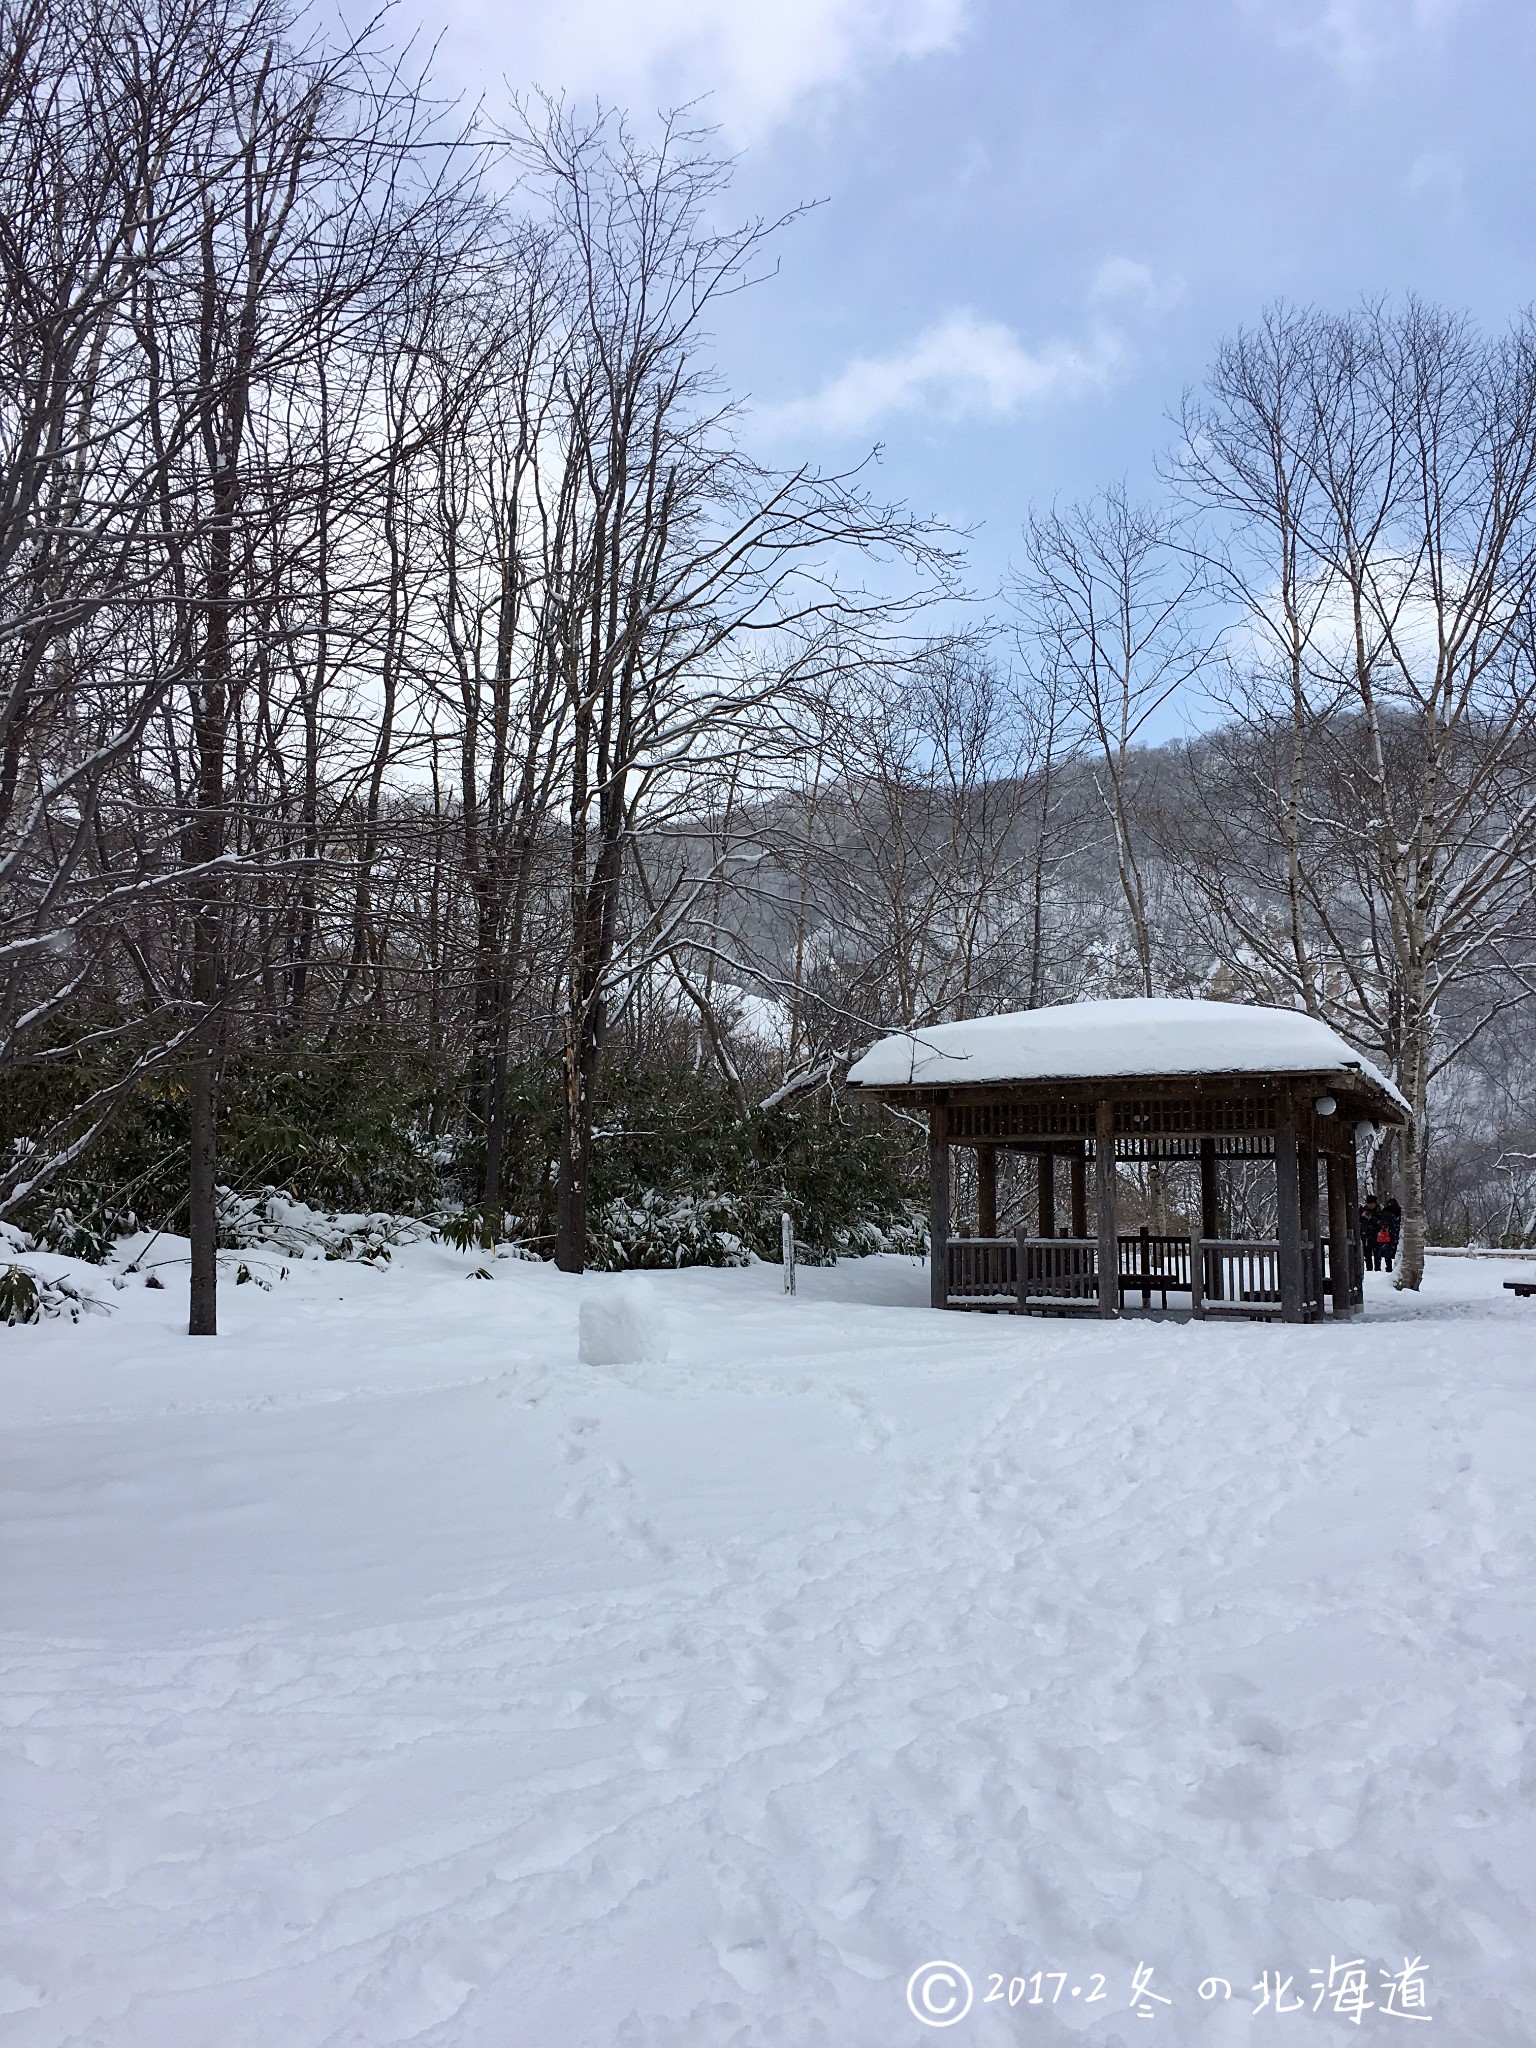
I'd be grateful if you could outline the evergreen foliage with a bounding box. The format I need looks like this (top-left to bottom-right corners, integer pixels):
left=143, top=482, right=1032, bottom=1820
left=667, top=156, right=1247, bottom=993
left=0, top=1264, right=107, bottom=1323
left=0, top=1265, right=41, bottom=1323
left=2, top=1029, right=449, bottom=1243
left=459, top=1061, right=925, bottom=1266
left=2, top=1029, right=924, bottom=1270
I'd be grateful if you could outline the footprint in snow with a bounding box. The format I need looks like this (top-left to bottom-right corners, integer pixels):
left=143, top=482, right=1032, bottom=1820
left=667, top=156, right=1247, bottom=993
left=559, top=1414, right=601, bottom=1463
left=634, top=1699, right=689, bottom=1766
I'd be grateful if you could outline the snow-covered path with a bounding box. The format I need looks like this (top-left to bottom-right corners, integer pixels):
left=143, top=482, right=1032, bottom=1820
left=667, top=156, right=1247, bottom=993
left=3, top=1247, right=1534, bottom=2045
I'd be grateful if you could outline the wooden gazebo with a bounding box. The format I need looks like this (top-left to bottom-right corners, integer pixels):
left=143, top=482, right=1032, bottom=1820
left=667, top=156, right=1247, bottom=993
left=844, top=998, right=1407, bottom=1324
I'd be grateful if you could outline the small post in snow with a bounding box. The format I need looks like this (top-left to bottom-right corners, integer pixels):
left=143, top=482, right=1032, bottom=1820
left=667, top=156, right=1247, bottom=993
left=781, top=1210, right=796, bottom=1296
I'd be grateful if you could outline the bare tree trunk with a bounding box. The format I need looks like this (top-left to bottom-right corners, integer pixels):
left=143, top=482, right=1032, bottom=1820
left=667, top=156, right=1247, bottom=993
left=1394, top=965, right=1431, bottom=1289
left=187, top=1046, right=219, bottom=1331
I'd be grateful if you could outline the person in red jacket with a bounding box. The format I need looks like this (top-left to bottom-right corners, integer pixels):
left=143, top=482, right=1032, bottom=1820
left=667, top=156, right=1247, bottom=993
left=1360, top=1193, right=1386, bottom=1271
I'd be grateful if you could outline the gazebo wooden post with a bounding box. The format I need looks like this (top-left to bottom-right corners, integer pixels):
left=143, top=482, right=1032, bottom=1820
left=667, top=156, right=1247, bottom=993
left=1189, top=1219, right=1205, bottom=1318
left=1198, top=1135, right=1221, bottom=1302
left=1095, top=1099, right=1119, bottom=1319
left=1037, top=1151, right=1056, bottom=1238
left=1343, top=1132, right=1364, bottom=1312
left=929, top=1107, right=951, bottom=1310
left=1275, top=1112, right=1305, bottom=1323
left=1298, top=1132, right=1321, bottom=1320
left=1326, top=1150, right=1353, bottom=1318
left=977, top=1145, right=997, bottom=1239
left=1070, top=1148, right=1088, bottom=1238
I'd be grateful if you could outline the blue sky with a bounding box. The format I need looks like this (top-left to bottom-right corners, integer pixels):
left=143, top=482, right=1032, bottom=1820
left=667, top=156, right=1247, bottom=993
left=403, top=0, right=1536, bottom=597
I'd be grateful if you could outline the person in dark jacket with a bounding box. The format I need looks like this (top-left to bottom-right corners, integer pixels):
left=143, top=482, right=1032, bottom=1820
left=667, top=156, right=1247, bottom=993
left=1361, top=1193, right=1385, bottom=1271
left=1382, top=1196, right=1402, bottom=1273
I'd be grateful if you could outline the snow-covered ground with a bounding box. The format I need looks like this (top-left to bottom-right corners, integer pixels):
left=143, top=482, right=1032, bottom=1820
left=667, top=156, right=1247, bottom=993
left=3, top=1240, right=1534, bottom=2045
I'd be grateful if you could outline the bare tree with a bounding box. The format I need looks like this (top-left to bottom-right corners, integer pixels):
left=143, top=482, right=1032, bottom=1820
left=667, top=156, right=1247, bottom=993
left=1016, top=486, right=1206, bottom=995
left=416, top=226, right=574, bottom=1209
left=131, top=6, right=483, bottom=1330
left=1173, top=300, right=1536, bottom=1287
left=802, top=644, right=1040, bottom=1028
left=0, top=0, right=268, bottom=1215
left=502, top=103, right=952, bottom=1271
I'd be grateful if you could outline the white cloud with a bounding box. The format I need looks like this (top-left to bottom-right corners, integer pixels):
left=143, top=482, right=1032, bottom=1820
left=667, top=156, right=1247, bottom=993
left=1404, top=149, right=1462, bottom=201
left=1090, top=257, right=1155, bottom=307
left=749, top=268, right=1173, bottom=443
left=1089, top=256, right=1183, bottom=313
left=1226, top=554, right=1471, bottom=689
left=443, top=0, right=967, bottom=140
left=755, top=311, right=1120, bottom=439
left=1247, top=0, right=1471, bottom=77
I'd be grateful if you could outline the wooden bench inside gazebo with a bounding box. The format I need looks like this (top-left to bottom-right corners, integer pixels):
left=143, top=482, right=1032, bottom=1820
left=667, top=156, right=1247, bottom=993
left=843, top=998, right=1408, bottom=1325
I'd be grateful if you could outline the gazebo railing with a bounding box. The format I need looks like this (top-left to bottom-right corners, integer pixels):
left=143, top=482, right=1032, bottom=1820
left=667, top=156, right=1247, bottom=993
left=1195, top=1238, right=1283, bottom=1315
left=1116, top=1227, right=1191, bottom=1307
left=1018, top=1235, right=1098, bottom=1309
left=946, top=1236, right=1018, bottom=1303
left=946, top=1230, right=1334, bottom=1318
left=945, top=1234, right=1102, bottom=1310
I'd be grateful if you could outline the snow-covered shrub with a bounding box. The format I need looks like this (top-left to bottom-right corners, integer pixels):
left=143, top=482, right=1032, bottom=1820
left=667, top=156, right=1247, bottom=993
left=580, top=1186, right=925, bottom=1272
left=217, top=1054, right=447, bottom=1213
left=2, top=1031, right=452, bottom=1247
left=216, top=1187, right=432, bottom=1264
left=822, top=1207, right=928, bottom=1260
left=433, top=1209, right=544, bottom=1259
left=578, top=1275, right=670, bottom=1365
left=4, top=1030, right=923, bottom=1280
left=32, top=1200, right=136, bottom=1263
left=445, top=1061, right=925, bottom=1271
left=586, top=1189, right=753, bottom=1271
left=0, top=1264, right=110, bottom=1324
left=0, top=1265, right=39, bottom=1322
left=436, top=1208, right=502, bottom=1254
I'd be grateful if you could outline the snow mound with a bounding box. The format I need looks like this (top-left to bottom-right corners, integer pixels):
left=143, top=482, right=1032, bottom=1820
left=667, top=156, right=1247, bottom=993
left=578, top=1275, right=670, bottom=1365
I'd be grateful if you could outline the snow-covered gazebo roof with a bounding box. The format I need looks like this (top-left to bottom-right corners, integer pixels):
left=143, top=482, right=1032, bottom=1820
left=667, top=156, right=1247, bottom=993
left=846, top=997, right=1407, bottom=1120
